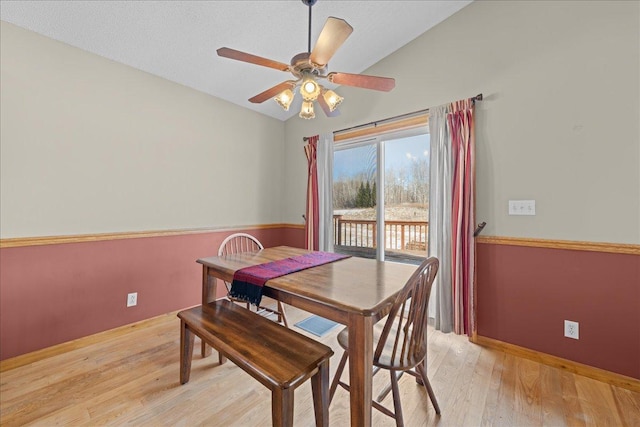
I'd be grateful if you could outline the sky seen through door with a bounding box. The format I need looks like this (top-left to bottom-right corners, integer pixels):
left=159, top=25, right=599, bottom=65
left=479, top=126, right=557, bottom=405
left=334, top=135, right=430, bottom=181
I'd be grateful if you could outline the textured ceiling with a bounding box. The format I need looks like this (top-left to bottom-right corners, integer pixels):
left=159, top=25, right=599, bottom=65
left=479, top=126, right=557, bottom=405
left=0, top=0, right=472, bottom=121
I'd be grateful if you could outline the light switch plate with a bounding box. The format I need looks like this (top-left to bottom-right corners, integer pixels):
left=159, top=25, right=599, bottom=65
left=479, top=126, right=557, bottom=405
left=509, top=200, right=536, bottom=215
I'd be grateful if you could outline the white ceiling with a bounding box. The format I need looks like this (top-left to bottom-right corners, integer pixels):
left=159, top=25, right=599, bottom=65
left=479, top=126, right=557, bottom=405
left=0, top=0, right=472, bottom=121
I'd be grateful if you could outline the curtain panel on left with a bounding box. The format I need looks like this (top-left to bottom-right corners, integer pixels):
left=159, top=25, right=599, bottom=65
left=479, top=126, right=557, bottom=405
left=304, top=135, right=320, bottom=251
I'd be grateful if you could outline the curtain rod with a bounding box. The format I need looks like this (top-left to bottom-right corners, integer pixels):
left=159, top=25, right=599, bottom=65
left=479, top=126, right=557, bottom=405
left=302, top=93, right=483, bottom=141
left=332, top=93, right=483, bottom=137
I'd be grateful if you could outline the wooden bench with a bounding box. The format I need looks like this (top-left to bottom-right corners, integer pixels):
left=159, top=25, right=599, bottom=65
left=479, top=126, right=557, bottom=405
left=178, top=300, right=334, bottom=427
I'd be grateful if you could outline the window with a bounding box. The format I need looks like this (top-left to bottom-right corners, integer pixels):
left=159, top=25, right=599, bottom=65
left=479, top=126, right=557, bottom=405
left=332, top=116, right=429, bottom=264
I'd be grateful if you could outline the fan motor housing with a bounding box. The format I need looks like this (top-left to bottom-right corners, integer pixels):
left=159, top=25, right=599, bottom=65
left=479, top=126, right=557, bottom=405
left=290, top=52, right=326, bottom=78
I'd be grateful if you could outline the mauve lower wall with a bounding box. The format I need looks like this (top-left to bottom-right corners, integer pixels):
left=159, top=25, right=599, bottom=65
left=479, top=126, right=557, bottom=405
left=0, top=226, right=305, bottom=360
left=5, top=227, right=638, bottom=382
left=476, top=242, right=640, bottom=379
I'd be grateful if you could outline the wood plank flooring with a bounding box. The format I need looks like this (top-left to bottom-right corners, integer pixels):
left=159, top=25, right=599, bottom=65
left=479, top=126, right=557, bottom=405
left=1, top=305, right=638, bottom=426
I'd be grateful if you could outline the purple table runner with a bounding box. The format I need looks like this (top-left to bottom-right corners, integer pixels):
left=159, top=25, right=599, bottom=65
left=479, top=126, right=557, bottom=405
left=229, top=251, right=350, bottom=306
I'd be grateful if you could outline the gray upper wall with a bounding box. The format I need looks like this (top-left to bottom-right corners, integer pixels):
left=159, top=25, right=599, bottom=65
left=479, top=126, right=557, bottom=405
left=0, top=21, right=285, bottom=238
left=2, top=1, right=639, bottom=245
left=283, top=0, right=640, bottom=245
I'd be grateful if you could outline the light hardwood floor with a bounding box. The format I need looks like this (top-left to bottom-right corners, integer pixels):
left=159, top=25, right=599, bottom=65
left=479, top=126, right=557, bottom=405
left=1, top=304, right=638, bottom=426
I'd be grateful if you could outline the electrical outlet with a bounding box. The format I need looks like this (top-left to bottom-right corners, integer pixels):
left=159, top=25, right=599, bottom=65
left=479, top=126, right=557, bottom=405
left=564, top=320, right=579, bottom=339
left=127, top=292, right=138, bottom=307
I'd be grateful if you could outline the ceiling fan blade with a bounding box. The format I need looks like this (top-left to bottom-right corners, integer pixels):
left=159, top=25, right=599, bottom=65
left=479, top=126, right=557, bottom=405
left=327, top=72, right=395, bottom=92
left=217, top=47, right=290, bottom=72
left=310, top=17, right=353, bottom=66
left=248, top=81, right=295, bottom=104
left=317, top=94, right=341, bottom=118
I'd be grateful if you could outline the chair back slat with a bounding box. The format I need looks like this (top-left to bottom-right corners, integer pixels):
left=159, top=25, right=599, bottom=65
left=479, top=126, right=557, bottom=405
left=374, top=257, right=439, bottom=370
left=218, top=233, right=264, bottom=257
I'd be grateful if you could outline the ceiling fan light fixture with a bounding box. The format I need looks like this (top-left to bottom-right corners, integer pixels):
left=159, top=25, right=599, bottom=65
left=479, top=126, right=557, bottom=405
left=217, top=1, right=394, bottom=119
left=274, top=88, right=294, bottom=111
left=322, top=89, right=343, bottom=112
left=300, top=75, right=321, bottom=101
left=299, top=101, right=315, bottom=119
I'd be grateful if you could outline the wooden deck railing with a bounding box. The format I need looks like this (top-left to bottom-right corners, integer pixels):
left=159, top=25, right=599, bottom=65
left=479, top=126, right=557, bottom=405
left=333, top=215, right=428, bottom=252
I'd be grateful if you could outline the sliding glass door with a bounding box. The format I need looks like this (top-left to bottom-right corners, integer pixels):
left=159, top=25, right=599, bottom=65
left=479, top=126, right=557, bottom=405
left=333, top=129, right=429, bottom=264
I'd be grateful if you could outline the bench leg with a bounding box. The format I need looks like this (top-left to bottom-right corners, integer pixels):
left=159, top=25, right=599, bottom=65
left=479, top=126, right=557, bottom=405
left=311, top=361, right=329, bottom=427
left=180, top=320, right=195, bottom=384
left=272, top=387, right=294, bottom=427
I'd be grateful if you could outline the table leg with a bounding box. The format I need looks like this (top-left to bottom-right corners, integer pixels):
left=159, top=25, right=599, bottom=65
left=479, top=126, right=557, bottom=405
left=347, top=313, right=373, bottom=427
left=201, top=266, right=216, bottom=358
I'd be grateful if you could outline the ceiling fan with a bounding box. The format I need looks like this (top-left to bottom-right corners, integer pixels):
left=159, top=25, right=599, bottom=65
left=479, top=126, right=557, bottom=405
left=216, top=0, right=395, bottom=119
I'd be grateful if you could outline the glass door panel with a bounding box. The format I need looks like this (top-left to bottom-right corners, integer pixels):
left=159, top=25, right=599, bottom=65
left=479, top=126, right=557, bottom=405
left=333, top=143, right=377, bottom=259
left=383, top=134, right=430, bottom=264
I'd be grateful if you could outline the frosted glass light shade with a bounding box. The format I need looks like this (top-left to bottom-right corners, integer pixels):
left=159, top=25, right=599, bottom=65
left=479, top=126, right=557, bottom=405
left=322, top=89, right=343, bottom=111
left=300, top=76, right=321, bottom=101
left=299, top=101, right=315, bottom=119
left=274, top=88, right=294, bottom=111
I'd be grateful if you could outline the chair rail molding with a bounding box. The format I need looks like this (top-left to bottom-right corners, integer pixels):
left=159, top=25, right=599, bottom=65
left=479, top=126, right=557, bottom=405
left=477, top=235, right=640, bottom=255
left=0, top=224, right=305, bottom=248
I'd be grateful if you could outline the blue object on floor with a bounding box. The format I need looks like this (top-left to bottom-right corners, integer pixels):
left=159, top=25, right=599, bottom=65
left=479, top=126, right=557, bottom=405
left=295, top=315, right=340, bottom=337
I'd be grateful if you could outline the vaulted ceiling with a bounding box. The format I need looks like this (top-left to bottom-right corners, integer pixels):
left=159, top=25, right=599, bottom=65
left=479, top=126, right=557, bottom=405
left=0, top=1, right=472, bottom=121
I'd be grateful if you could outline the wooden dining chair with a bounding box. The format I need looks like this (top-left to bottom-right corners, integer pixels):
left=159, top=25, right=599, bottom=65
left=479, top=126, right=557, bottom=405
left=329, top=257, right=441, bottom=426
left=218, top=233, right=289, bottom=327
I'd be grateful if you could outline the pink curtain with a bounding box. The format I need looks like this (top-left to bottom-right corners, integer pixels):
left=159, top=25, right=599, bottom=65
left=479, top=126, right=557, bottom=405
left=448, top=99, right=475, bottom=335
left=304, top=135, right=320, bottom=251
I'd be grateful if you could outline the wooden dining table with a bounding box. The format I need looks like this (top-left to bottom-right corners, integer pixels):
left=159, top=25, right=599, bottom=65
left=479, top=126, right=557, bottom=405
left=197, top=245, right=418, bottom=426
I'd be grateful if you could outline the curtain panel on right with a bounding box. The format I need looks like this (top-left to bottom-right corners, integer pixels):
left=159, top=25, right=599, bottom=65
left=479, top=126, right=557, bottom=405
left=428, top=98, right=476, bottom=335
